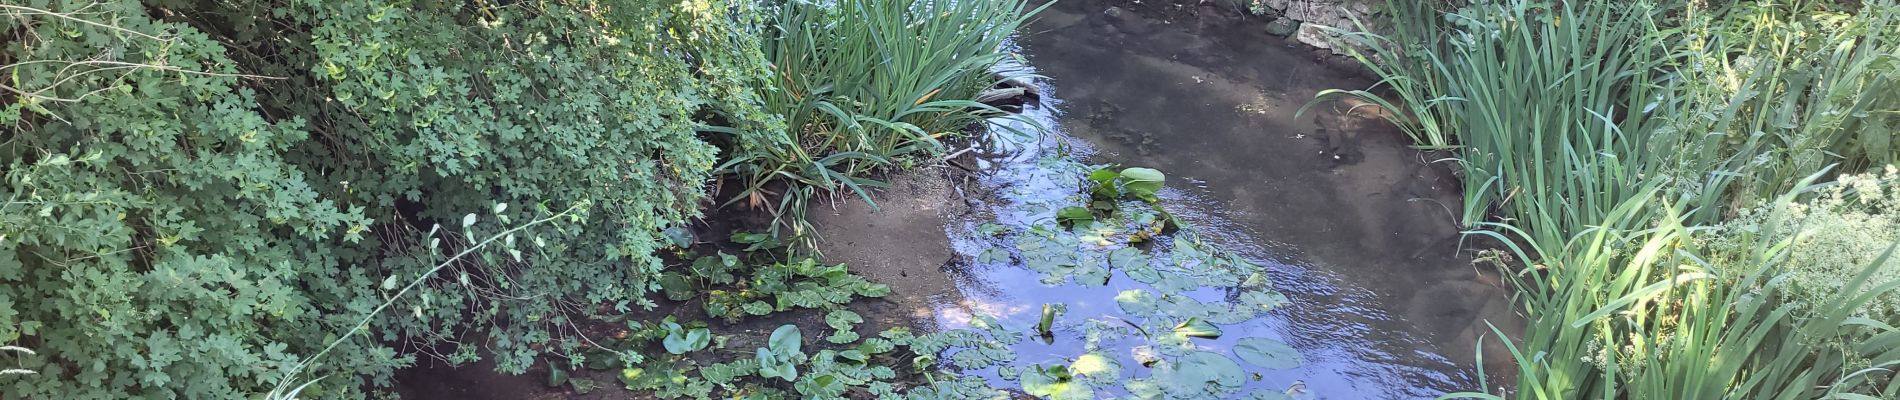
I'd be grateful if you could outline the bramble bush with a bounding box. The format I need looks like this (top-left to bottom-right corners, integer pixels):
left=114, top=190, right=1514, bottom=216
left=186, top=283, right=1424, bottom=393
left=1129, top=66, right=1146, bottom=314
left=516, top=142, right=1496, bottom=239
left=1, top=0, right=781, bottom=397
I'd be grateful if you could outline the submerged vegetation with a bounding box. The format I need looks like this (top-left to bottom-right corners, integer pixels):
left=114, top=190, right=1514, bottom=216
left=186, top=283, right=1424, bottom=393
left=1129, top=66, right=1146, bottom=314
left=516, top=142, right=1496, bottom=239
left=1328, top=0, right=1900, bottom=398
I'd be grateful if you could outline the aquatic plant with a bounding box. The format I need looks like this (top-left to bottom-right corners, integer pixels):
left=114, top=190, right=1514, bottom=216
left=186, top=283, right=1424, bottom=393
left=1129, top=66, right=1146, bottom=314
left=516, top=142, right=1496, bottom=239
left=716, top=0, right=1047, bottom=243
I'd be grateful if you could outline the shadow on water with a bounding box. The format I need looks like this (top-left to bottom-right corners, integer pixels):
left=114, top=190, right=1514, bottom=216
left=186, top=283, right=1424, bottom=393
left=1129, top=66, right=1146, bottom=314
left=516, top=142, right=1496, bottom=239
left=905, top=1, right=1521, bottom=398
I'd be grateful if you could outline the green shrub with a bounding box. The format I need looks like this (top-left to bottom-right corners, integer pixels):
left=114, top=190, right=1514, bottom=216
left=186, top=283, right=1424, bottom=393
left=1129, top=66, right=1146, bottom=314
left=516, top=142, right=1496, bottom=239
left=1, top=0, right=775, bottom=397
left=1717, top=166, right=1900, bottom=321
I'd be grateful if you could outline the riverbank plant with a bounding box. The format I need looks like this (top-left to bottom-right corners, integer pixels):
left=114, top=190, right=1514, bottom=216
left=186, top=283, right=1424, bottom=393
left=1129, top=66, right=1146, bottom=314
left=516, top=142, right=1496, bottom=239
left=715, top=0, right=1044, bottom=242
left=1325, top=0, right=1900, bottom=398
left=0, top=0, right=1034, bottom=397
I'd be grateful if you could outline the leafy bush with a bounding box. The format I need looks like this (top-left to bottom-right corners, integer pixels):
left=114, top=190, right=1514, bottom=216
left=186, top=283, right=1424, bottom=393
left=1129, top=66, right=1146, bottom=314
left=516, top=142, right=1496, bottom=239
left=2, top=0, right=776, bottom=397
left=1717, top=167, right=1900, bottom=320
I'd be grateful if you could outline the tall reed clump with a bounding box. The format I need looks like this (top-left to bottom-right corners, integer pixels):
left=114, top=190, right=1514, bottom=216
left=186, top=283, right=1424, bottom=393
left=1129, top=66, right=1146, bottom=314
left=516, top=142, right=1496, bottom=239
left=716, top=0, right=1044, bottom=241
left=1324, top=0, right=1900, bottom=398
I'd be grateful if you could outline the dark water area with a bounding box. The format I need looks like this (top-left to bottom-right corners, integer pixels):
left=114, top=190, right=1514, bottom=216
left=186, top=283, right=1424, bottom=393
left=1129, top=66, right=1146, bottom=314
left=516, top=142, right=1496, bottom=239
left=904, top=1, right=1520, bottom=398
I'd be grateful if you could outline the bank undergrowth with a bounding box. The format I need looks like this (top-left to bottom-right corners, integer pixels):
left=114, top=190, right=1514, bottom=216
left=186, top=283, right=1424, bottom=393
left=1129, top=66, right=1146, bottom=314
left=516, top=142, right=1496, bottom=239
left=1327, top=0, right=1900, bottom=398
left=0, top=0, right=1034, bottom=397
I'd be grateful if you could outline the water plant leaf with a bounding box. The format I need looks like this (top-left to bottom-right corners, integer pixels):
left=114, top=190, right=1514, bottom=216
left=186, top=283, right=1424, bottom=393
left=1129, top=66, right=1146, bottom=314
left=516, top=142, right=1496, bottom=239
left=658, top=273, right=693, bottom=301
left=1088, top=168, right=1122, bottom=199
left=1057, top=206, right=1095, bottom=226
left=1021, top=365, right=1091, bottom=400
left=1173, top=317, right=1223, bottom=339
left=1115, top=289, right=1159, bottom=316
left=1073, top=263, right=1110, bottom=286
left=977, top=247, right=1009, bottom=264
left=1156, top=352, right=1244, bottom=395
left=1070, top=352, right=1121, bottom=385
left=662, top=320, right=711, bottom=355
left=1233, top=337, right=1302, bottom=369
left=768, top=324, right=803, bottom=355
left=1108, top=246, right=1151, bottom=270
left=1118, top=167, right=1165, bottom=202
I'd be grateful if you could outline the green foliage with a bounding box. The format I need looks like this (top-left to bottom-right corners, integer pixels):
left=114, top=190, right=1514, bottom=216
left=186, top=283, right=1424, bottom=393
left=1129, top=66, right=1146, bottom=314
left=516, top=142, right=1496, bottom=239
left=1326, top=0, right=1900, bottom=398
left=2, top=0, right=781, bottom=397
left=718, top=0, right=1042, bottom=242
left=756, top=325, right=804, bottom=382
left=701, top=257, right=890, bottom=322
left=661, top=318, right=712, bottom=355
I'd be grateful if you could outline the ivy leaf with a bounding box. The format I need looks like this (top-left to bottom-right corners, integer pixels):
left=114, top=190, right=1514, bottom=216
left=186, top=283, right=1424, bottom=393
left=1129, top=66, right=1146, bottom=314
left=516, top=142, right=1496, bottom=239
left=462, top=213, right=477, bottom=228
left=1233, top=337, right=1302, bottom=369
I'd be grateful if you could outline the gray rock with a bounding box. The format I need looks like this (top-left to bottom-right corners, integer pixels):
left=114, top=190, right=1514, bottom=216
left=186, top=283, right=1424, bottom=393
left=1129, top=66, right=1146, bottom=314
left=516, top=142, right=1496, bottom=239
left=1264, top=17, right=1301, bottom=36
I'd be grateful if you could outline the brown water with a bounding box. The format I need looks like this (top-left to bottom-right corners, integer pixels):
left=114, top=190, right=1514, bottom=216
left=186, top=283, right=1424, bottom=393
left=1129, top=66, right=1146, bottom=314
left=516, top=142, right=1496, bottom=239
left=884, top=2, right=1519, bottom=398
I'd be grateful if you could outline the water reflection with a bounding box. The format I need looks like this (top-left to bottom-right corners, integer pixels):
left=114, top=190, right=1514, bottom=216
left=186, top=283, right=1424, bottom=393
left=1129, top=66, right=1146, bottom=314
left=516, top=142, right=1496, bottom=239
left=917, top=2, right=1518, bottom=398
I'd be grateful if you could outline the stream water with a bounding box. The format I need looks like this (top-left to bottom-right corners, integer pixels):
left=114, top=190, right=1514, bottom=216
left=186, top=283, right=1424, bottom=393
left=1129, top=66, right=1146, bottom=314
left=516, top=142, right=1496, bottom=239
left=392, top=2, right=1519, bottom=398
left=881, top=2, right=1518, bottom=398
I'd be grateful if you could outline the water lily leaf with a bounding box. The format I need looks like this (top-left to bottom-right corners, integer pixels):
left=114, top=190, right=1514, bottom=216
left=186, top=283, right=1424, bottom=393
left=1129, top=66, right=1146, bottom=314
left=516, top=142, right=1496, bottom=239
left=1057, top=206, right=1094, bottom=226
left=977, top=247, right=1009, bottom=264
left=1108, top=246, right=1151, bottom=270
left=1173, top=317, right=1222, bottom=339
left=1119, top=167, right=1165, bottom=202
left=1233, top=337, right=1302, bottom=369
left=1070, top=352, right=1121, bottom=385
left=1073, top=263, right=1110, bottom=286
left=1239, top=290, right=1289, bottom=313
left=1021, top=365, right=1091, bottom=400
left=976, top=222, right=1008, bottom=236
left=1158, top=352, right=1244, bottom=394
left=1115, top=289, right=1159, bottom=316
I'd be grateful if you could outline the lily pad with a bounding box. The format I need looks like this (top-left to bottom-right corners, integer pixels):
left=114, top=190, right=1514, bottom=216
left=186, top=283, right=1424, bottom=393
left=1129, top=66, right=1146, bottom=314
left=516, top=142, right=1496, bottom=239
left=1108, top=246, right=1152, bottom=270
left=1233, top=337, right=1302, bottom=369
left=1173, top=317, right=1222, bottom=339
left=1115, top=289, right=1159, bottom=316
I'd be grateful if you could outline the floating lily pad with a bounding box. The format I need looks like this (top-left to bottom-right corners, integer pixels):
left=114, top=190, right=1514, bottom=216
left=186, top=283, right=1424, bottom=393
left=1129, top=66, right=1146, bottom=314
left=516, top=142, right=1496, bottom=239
left=1115, top=289, right=1159, bottom=316
left=1233, top=337, right=1302, bottom=370
left=1173, top=317, right=1222, bottom=339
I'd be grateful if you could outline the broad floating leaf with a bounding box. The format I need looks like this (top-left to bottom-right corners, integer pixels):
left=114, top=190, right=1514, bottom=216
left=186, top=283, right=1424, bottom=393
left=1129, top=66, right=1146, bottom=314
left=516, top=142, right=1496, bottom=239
left=1233, top=337, right=1302, bottom=369
left=1173, top=317, right=1223, bottom=339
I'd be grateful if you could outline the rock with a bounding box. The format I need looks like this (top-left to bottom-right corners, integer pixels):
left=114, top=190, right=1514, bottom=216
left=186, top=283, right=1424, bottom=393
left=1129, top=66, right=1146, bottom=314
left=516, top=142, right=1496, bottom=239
left=1264, top=17, right=1300, bottom=36
left=1295, top=23, right=1340, bottom=54
left=1103, top=6, right=1153, bottom=36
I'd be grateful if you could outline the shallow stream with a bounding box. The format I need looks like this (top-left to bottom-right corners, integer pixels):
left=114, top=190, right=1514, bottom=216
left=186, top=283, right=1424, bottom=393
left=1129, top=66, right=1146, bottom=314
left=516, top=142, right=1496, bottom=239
left=828, top=2, right=1518, bottom=398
